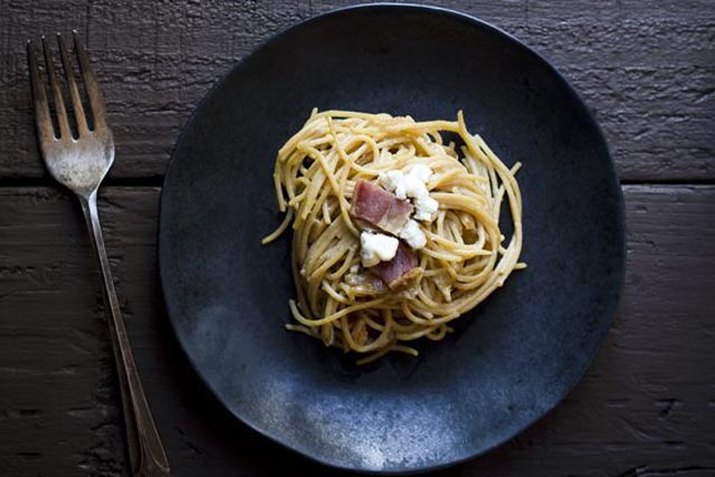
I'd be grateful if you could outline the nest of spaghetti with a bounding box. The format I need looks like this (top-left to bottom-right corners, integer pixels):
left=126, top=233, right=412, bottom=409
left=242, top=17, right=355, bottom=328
left=263, top=110, right=524, bottom=364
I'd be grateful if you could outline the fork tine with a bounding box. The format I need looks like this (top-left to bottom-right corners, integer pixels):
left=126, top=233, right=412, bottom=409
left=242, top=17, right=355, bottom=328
left=57, top=33, right=88, bottom=134
left=73, top=30, right=107, bottom=131
left=27, top=40, right=55, bottom=142
left=42, top=35, right=72, bottom=139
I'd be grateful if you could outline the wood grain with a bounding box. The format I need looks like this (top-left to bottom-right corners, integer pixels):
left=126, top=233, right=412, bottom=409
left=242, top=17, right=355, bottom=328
left=0, top=0, right=713, bottom=182
left=0, top=185, right=713, bottom=476
left=1, top=0, right=713, bottom=475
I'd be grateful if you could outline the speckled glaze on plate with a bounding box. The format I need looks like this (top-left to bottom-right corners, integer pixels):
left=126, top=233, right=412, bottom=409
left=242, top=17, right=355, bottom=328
left=159, top=4, right=625, bottom=474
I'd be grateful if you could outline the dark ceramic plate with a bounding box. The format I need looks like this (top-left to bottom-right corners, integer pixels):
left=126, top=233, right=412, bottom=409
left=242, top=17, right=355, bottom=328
left=159, top=4, right=624, bottom=474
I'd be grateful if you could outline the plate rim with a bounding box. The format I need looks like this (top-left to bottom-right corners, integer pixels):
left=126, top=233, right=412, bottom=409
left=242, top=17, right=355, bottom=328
left=157, top=3, right=626, bottom=473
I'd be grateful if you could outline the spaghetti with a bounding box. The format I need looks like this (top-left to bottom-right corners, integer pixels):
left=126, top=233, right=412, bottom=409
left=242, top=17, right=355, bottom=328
left=263, top=110, right=524, bottom=364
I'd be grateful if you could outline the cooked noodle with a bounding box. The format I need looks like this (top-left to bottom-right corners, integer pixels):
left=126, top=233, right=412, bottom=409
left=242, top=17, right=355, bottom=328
left=263, top=110, right=524, bottom=364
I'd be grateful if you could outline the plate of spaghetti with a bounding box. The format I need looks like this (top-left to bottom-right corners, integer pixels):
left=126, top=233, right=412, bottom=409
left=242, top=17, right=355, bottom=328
left=159, top=4, right=624, bottom=474
left=263, top=110, right=525, bottom=365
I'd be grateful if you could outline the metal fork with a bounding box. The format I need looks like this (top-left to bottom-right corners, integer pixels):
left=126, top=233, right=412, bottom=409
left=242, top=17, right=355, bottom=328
left=27, top=31, right=170, bottom=476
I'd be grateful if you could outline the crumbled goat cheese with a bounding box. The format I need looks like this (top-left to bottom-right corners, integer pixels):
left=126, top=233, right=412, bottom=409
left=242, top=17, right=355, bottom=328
left=379, top=165, right=438, bottom=222
left=414, top=195, right=439, bottom=222
left=379, top=170, right=407, bottom=199
left=399, top=220, right=427, bottom=249
left=360, top=231, right=399, bottom=267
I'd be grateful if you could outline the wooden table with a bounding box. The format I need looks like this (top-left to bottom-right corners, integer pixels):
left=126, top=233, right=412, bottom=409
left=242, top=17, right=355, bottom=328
left=1, top=1, right=713, bottom=475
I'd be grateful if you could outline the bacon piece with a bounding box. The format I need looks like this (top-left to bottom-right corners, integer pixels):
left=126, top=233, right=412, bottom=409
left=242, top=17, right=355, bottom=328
left=351, top=180, right=413, bottom=235
left=371, top=242, right=422, bottom=290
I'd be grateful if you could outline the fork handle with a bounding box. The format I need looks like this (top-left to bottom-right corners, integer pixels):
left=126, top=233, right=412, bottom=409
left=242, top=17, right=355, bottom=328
left=80, top=191, right=170, bottom=477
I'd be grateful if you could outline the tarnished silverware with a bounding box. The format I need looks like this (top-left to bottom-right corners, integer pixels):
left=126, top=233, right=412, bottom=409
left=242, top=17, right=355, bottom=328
left=27, top=31, right=170, bottom=476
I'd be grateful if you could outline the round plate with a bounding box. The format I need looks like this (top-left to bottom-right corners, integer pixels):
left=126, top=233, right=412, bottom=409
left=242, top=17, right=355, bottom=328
left=159, top=4, right=624, bottom=474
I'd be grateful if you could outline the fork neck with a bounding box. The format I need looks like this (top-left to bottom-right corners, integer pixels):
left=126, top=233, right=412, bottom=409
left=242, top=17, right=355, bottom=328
left=78, top=189, right=99, bottom=217
left=78, top=190, right=106, bottom=260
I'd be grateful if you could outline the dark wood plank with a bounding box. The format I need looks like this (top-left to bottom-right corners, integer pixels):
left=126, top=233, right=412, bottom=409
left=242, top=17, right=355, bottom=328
left=1, top=0, right=713, bottom=182
left=0, top=184, right=713, bottom=475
